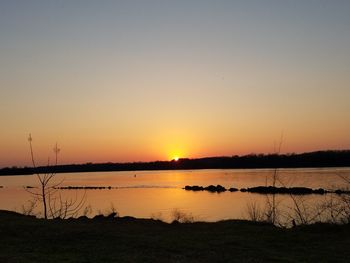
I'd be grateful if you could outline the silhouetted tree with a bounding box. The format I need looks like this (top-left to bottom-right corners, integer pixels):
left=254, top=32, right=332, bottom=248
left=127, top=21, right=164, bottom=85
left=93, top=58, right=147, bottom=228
left=26, top=134, right=85, bottom=219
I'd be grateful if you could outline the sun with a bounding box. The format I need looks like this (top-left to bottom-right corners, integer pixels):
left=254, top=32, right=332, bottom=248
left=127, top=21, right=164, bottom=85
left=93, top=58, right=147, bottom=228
left=168, top=149, right=184, bottom=161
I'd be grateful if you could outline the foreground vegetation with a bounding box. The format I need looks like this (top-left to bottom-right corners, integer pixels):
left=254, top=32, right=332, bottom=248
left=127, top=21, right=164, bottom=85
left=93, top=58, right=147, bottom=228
left=1, top=210, right=349, bottom=262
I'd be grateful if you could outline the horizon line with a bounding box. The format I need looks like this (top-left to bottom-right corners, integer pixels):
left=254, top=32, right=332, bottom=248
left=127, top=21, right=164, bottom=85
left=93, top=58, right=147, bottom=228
left=2, top=148, right=350, bottom=170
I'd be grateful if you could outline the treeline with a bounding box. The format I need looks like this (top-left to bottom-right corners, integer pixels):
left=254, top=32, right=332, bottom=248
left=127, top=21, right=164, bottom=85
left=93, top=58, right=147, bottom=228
left=1, top=150, right=350, bottom=176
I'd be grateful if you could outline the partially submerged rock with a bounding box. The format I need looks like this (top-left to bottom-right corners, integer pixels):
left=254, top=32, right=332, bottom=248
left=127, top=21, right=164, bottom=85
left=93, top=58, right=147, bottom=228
left=242, top=186, right=317, bottom=195
left=55, top=186, right=115, bottom=190
left=184, top=185, right=228, bottom=193
left=240, top=186, right=334, bottom=195
left=184, top=185, right=349, bottom=195
left=334, top=189, right=350, bottom=195
left=184, top=185, right=204, bottom=191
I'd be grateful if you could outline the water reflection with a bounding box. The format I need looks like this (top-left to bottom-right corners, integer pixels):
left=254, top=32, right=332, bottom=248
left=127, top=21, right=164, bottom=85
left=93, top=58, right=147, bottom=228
left=0, top=168, right=349, bottom=222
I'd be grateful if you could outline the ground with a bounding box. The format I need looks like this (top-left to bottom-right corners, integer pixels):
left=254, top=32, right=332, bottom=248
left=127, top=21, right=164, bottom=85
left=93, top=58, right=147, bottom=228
left=0, top=210, right=349, bottom=262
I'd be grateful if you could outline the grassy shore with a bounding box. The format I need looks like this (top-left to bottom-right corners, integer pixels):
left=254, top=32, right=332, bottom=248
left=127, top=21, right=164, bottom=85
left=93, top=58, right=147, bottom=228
left=0, top=210, right=349, bottom=262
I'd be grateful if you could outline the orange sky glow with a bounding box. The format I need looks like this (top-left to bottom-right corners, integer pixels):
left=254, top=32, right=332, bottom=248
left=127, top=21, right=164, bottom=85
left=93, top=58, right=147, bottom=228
left=1, top=1, right=350, bottom=168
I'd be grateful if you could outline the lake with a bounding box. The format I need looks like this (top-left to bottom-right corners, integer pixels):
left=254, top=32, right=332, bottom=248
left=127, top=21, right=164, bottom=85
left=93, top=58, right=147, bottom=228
left=0, top=168, right=349, bottom=223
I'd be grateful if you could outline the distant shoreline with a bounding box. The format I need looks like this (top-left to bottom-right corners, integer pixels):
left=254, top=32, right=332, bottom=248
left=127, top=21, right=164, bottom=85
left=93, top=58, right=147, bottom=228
left=1, top=150, right=350, bottom=176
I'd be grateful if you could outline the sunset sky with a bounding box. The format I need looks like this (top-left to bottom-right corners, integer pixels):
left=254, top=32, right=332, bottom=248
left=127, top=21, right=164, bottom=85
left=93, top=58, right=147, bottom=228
left=1, top=1, right=350, bottom=167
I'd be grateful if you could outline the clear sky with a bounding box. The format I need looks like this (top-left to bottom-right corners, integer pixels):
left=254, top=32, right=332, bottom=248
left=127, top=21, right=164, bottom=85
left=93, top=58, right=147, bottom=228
left=1, top=0, right=350, bottom=167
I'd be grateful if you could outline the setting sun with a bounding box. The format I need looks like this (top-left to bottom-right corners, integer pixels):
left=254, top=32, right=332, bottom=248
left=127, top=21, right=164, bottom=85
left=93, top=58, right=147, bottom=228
left=168, top=148, right=185, bottom=162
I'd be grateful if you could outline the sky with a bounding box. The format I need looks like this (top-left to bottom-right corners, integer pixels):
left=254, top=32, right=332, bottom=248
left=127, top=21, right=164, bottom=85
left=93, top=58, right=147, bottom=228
left=1, top=0, right=350, bottom=167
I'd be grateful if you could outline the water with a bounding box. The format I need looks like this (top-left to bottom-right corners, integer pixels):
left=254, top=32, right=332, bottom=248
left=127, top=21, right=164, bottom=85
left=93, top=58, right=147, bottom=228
left=0, top=168, right=349, bottom=222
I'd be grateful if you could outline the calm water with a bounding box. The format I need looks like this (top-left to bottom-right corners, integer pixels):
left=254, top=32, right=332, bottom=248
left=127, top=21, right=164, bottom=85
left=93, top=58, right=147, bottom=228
left=0, top=168, right=349, bottom=222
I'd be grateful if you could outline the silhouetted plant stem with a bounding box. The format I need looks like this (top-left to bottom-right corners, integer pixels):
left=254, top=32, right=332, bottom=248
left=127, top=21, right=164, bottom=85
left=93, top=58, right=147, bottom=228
left=26, top=134, right=85, bottom=219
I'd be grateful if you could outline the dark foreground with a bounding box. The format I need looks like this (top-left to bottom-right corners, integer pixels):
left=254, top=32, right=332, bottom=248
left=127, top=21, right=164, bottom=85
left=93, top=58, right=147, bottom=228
left=1, top=210, right=349, bottom=263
